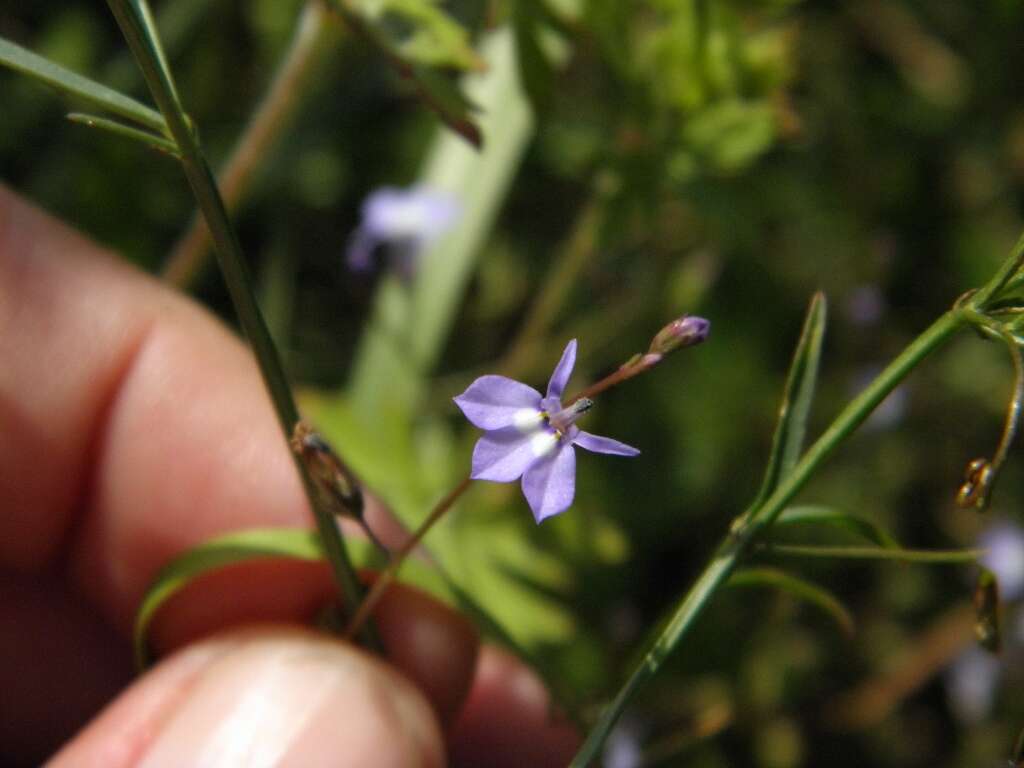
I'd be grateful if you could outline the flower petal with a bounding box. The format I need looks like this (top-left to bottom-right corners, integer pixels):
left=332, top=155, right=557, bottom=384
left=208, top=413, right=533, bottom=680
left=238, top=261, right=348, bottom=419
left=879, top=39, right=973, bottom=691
left=454, top=376, right=543, bottom=430
left=522, top=443, right=576, bottom=523
left=574, top=430, right=640, bottom=456
left=546, top=339, right=578, bottom=400
left=471, top=428, right=557, bottom=482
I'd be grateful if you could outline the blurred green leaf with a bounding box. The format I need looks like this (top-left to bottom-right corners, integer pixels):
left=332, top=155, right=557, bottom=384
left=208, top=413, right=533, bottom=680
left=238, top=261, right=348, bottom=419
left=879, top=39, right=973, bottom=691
left=134, top=528, right=326, bottom=669
left=512, top=0, right=561, bottom=111
left=753, top=292, right=827, bottom=509
left=728, top=566, right=855, bottom=636
left=0, top=35, right=167, bottom=134
left=356, top=0, right=483, bottom=71
left=326, top=0, right=483, bottom=144
left=682, top=98, right=777, bottom=172
left=773, top=504, right=900, bottom=549
left=66, top=111, right=178, bottom=155
left=133, top=527, right=449, bottom=669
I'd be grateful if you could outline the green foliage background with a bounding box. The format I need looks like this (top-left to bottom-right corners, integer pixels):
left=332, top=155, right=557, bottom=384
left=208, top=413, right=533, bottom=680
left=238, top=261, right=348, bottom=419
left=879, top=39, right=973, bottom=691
left=4, top=1, right=1024, bottom=765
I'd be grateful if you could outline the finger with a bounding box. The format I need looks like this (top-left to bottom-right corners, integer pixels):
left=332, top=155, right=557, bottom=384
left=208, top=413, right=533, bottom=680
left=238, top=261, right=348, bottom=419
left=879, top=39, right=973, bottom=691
left=449, top=646, right=581, bottom=768
left=150, top=567, right=479, bottom=728
left=0, top=190, right=478, bottom=753
left=0, top=571, right=132, bottom=767
left=0, top=186, right=307, bottom=620
left=50, top=628, right=446, bottom=768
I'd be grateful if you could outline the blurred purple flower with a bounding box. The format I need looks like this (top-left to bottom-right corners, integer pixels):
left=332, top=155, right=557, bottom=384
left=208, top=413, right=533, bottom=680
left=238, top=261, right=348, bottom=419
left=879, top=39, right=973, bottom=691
left=946, top=644, right=1002, bottom=723
left=945, top=520, right=1024, bottom=722
left=346, top=185, right=460, bottom=276
left=454, top=340, right=640, bottom=523
left=980, top=520, right=1024, bottom=601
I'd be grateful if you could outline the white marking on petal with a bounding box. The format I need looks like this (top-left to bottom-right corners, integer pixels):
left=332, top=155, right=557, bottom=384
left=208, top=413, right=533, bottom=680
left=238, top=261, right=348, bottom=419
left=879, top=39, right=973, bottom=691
left=513, top=408, right=545, bottom=432
left=530, top=431, right=559, bottom=458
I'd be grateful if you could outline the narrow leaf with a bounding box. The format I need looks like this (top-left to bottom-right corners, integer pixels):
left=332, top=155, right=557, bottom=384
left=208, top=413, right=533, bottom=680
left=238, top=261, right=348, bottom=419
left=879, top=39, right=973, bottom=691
left=326, top=0, right=483, bottom=146
left=67, top=112, right=179, bottom=156
left=512, top=0, right=556, bottom=110
left=133, top=529, right=326, bottom=668
left=728, top=566, right=855, bottom=636
left=774, top=505, right=900, bottom=549
left=753, top=292, right=827, bottom=508
left=0, top=35, right=166, bottom=134
left=762, top=543, right=983, bottom=563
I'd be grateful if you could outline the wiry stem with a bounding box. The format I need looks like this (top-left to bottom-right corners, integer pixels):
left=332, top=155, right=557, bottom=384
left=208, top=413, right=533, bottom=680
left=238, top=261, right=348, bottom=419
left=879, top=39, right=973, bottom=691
left=570, top=309, right=967, bottom=767
left=567, top=354, right=660, bottom=404
left=344, top=476, right=472, bottom=639
left=105, top=0, right=374, bottom=646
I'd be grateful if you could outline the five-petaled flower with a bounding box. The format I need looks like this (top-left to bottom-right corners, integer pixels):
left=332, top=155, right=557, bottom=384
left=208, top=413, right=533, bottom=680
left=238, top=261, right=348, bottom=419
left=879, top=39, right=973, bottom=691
left=454, top=340, right=640, bottom=523
left=346, top=185, right=460, bottom=277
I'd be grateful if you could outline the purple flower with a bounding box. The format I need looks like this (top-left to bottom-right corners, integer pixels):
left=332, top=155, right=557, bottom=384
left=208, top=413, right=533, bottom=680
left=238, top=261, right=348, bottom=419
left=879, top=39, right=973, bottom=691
left=346, top=185, right=460, bottom=276
left=454, top=340, right=640, bottom=523
left=980, top=520, right=1024, bottom=601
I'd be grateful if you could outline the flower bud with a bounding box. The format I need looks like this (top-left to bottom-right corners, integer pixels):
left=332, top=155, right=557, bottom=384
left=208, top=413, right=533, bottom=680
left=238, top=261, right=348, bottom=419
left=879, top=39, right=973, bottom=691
left=648, top=315, right=711, bottom=356
left=956, top=457, right=994, bottom=510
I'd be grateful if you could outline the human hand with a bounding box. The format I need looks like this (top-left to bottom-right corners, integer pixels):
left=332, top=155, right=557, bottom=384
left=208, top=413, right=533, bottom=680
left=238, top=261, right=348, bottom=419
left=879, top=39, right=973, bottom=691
left=0, top=187, right=579, bottom=767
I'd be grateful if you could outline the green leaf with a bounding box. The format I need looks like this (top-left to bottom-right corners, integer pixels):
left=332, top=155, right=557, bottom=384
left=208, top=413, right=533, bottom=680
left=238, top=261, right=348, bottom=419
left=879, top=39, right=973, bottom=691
left=728, top=566, right=855, bottom=635
left=326, top=0, right=484, bottom=144
left=773, top=505, right=900, bottom=549
left=409, top=66, right=482, bottom=147
left=512, top=0, right=556, bottom=111
left=0, top=35, right=167, bottom=134
left=134, top=528, right=324, bottom=668
left=67, top=111, right=179, bottom=155
left=682, top=98, right=777, bottom=172
left=761, top=543, right=983, bottom=563
left=133, top=527, right=449, bottom=669
left=379, top=0, right=484, bottom=71
left=753, top=292, right=827, bottom=509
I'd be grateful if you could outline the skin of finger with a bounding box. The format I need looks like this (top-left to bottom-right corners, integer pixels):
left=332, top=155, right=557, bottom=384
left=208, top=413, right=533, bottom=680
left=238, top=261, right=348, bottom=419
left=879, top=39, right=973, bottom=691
left=50, top=628, right=446, bottom=768
left=0, top=572, right=133, bottom=767
left=449, top=646, right=581, bottom=768
left=149, top=565, right=479, bottom=728
left=0, top=187, right=173, bottom=569
left=0, top=190, right=569, bottom=766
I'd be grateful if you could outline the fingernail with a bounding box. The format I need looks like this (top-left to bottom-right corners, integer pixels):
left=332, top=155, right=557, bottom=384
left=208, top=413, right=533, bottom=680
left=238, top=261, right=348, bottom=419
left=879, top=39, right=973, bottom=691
left=139, top=629, right=442, bottom=768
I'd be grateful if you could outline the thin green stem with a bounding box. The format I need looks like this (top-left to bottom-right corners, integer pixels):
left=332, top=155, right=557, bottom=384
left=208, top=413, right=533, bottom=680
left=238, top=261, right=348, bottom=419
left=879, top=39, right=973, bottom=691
left=571, top=309, right=967, bottom=766
left=105, top=0, right=372, bottom=645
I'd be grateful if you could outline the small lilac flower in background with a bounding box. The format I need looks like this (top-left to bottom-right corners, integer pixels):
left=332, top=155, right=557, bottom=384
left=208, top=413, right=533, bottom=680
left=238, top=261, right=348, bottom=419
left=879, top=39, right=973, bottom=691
left=945, top=519, right=1024, bottom=722
left=346, top=185, right=460, bottom=277
left=979, top=520, right=1024, bottom=601
left=454, top=340, right=640, bottom=523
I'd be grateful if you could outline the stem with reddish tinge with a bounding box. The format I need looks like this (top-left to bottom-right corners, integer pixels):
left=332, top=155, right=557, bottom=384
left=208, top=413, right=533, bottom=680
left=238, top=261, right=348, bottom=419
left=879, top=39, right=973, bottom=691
left=345, top=476, right=472, bottom=639
left=568, top=354, right=659, bottom=404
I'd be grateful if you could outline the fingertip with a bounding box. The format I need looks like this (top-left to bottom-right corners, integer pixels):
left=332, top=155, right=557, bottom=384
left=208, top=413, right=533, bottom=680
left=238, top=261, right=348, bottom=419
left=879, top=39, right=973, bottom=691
left=449, top=646, right=580, bottom=768
left=149, top=568, right=480, bottom=727
left=52, top=629, right=446, bottom=768
left=373, top=580, right=480, bottom=726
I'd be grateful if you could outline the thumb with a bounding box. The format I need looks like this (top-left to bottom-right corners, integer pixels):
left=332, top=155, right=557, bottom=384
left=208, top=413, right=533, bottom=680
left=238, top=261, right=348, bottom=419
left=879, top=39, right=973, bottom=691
left=49, top=628, right=445, bottom=768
